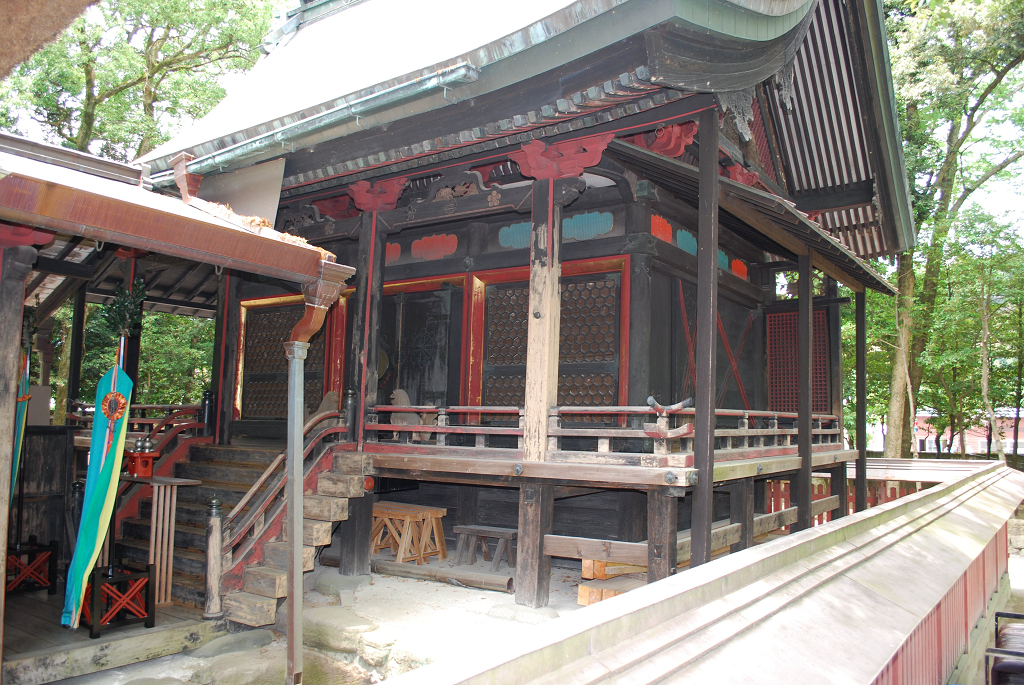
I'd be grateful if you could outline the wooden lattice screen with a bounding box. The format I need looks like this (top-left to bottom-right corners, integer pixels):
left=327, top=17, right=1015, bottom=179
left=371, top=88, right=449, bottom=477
left=765, top=309, right=829, bottom=414
left=482, top=274, right=619, bottom=418
left=240, top=303, right=327, bottom=419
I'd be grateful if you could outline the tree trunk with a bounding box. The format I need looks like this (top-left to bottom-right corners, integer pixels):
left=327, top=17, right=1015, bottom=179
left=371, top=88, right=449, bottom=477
left=1014, top=300, right=1022, bottom=468
left=980, top=276, right=1005, bottom=461
left=885, top=254, right=914, bottom=459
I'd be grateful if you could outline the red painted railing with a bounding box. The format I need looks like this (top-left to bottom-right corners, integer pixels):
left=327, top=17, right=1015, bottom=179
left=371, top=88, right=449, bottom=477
left=872, top=523, right=1008, bottom=684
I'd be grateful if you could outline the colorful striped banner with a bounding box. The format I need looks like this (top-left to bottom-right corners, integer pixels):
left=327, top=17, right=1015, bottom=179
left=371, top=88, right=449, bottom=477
left=62, top=365, right=133, bottom=629
left=10, top=349, right=29, bottom=500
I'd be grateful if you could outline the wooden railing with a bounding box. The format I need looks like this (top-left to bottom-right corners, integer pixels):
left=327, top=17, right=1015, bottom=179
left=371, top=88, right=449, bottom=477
left=367, top=402, right=844, bottom=468
left=220, top=411, right=346, bottom=573
left=68, top=401, right=204, bottom=442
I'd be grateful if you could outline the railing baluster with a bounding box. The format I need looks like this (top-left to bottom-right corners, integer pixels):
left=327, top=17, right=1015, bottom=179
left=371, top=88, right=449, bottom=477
left=436, top=409, right=448, bottom=447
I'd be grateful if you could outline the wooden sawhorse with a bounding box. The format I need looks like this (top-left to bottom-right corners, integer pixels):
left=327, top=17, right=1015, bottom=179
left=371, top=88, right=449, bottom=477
left=453, top=525, right=516, bottom=572
left=371, top=501, right=447, bottom=564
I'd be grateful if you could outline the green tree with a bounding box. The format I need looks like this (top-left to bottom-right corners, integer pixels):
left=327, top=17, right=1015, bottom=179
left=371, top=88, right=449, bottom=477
left=0, top=0, right=271, bottom=160
left=884, top=0, right=1024, bottom=457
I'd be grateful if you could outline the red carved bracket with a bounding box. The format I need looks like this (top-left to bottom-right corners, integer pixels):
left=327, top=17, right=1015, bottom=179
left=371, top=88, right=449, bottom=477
left=632, top=122, right=698, bottom=158
left=169, top=152, right=202, bottom=203
left=723, top=163, right=760, bottom=187
left=348, top=177, right=409, bottom=212
left=509, top=133, right=614, bottom=180
left=0, top=223, right=52, bottom=248
left=312, top=195, right=359, bottom=220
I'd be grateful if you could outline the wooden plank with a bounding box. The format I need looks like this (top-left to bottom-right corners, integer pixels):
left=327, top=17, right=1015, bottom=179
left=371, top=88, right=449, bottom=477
left=243, top=566, right=288, bottom=598
left=3, top=619, right=227, bottom=685
left=583, top=560, right=649, bottom=580
left=515, top=483, right=554, bottom=608
left=752, top=496, right=839, bottom=536
left=544, top=535, right=648, bottom=565
left=616, top=490, right=647, bottom=543
left=577, top=577, right=646, bottom=605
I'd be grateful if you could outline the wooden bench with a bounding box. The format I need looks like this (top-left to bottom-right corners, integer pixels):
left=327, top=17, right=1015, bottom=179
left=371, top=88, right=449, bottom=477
left=371, top=502, right=447, bottom=565
left=986, top=611, right=1024, bottom=685
left=453, top=525, right=516, bottom=572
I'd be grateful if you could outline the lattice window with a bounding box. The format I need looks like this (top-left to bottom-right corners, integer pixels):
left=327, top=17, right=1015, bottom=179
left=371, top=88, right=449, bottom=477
left=240, top=303, right=326, bottom=419
left=765, top=310, right=829, bottom=413
left=482, top=274, right=619, bottom=419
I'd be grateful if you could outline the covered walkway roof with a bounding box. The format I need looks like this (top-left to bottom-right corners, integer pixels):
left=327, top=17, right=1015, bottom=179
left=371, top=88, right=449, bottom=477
left=0, top=147, right=348, bottom=287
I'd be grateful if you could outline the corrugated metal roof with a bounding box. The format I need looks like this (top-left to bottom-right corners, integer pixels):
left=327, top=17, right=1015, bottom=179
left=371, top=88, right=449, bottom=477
left=763, top=0, right=898, bottom=259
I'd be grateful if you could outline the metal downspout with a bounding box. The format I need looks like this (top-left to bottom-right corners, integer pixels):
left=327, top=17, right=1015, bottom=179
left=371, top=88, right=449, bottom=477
left=284, top=340, right=308, bottom=685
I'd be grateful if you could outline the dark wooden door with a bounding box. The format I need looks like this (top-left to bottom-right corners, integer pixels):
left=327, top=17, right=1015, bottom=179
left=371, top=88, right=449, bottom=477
left=11, top=426, right=76, bottom=563
left=378, top=289, right=461, bottom=408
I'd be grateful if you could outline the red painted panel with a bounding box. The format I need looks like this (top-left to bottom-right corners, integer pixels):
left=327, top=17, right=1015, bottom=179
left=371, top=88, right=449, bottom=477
left=411, top=233, right=458, bottom=261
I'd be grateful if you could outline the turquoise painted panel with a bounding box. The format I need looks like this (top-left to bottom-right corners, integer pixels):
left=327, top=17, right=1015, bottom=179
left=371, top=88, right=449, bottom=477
left=563, top=211, right=614, bottom=241
left=498, top=222, right=531, bottom=249
left=676, top=229, right=697, bottom=255
left=718, top=249, right=729, bottom=270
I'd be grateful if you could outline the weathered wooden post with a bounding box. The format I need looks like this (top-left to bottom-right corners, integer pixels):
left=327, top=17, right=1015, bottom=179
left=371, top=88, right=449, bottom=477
left=508, top=134, right=608, bottom=608
left=855, top=290, right=868, bottom=511
left=0, top=244, right=42, bottom=661
left=334, top=179, right=403, bottom=580
left=204, top=496, right=224, bottom=619
left=690, top=106, right=720, bottom=567
left=794, top=250, right=815, bottom=531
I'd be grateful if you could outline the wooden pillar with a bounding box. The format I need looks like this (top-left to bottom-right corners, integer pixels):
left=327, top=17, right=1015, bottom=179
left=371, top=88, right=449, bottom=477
left=335, top=494, right=373, bottom=576
left=509, top=135, right=610, bottom=607
left=123, top=301, right=143, bottom=386
left=456, top=486, right=479, bottom=526
left=210, top=271, right=240, bottom=445
left=829, top=464, right=848, bottom=519
left=346, top=178, right=406, bottom=448
left=647, top=488, right=678, bottom=581
left=522, top=178, right=563, bottom=462
left=0, top=245, right=38, bottom=661
left=855, top=290, right=868, bottom=511
left=66, top=284, right=87, bottom=417
left=691, top=106, right=719, bottom=567
left=729, top=478, right=755, bottom=552
left=794, top=250, right=814, bottom=531
left=514, top=483, right=553, bottom=607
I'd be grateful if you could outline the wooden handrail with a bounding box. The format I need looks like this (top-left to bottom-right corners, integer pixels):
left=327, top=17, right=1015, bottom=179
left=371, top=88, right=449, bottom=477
left=222, top=412, right=342, bottom=551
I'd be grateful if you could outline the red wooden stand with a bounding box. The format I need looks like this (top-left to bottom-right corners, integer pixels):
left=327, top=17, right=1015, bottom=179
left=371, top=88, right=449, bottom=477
left=81, top=563, right=155, bottom=639
left=6, top=538, right=58, bottom=594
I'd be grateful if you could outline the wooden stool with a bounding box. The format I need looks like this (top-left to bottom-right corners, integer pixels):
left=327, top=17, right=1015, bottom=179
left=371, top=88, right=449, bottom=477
left=372, top=502, right=448, bottom=564
left=453, top=525, right=517, bottom=572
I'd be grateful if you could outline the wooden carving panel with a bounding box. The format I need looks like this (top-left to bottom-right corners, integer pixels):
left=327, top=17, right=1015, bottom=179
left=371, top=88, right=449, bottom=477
left=241, top=303, right=326, bottom=419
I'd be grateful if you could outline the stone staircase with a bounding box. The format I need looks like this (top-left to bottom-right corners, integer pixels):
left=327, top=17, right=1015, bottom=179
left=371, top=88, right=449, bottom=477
left=117, top=441, right=366, bottom=626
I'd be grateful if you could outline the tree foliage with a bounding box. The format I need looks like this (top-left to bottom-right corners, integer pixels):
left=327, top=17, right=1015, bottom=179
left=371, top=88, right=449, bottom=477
left=0, top=0, right=271, bottom=160
left=881, top=0, right=1024, bottom=456
left=48, top=302, right=214, bottom=409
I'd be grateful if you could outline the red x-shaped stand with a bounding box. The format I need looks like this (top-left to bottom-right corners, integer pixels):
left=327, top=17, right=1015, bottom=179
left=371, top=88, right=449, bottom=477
left=6, top=551, right=50, bottom=591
